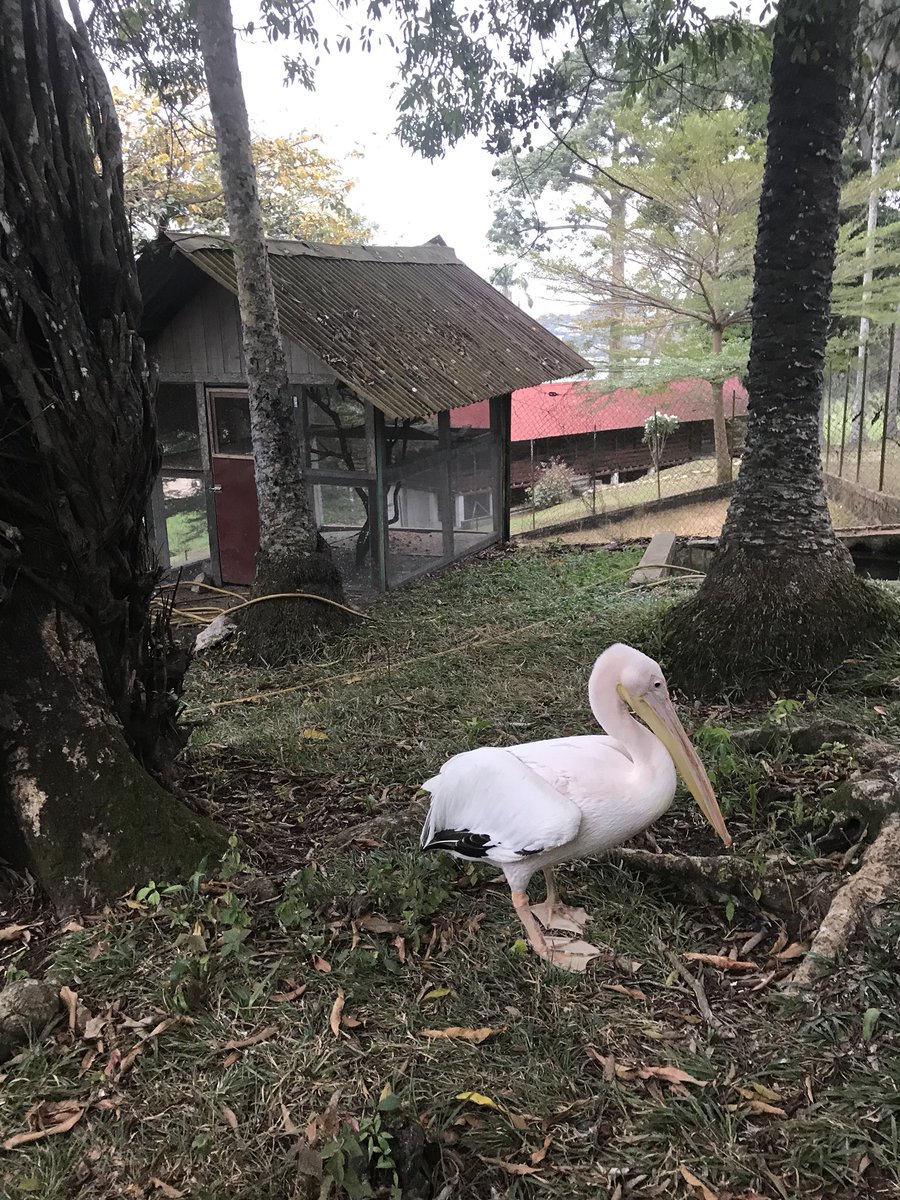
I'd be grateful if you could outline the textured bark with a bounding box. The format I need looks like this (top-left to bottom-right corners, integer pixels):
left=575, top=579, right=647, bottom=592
left=711, top=328, right=732, bottom=486
left=0, top=0, right=222, bottom=905
left=0, top=588, right=224, bottom=913
left=663, top=0, right=895, bottom=697
left=193, top=0, right=347, bottom=661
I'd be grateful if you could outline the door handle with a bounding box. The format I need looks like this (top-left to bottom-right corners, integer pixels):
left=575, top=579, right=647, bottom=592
left=210, top=485, right=223, bottom=493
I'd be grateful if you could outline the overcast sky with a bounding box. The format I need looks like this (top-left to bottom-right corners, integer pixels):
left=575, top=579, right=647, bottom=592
left=104, top=0, right=753, bottom=316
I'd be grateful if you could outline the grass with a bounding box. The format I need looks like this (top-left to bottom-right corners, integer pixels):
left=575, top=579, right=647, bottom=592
left=510, top=458, right=728, bottom=535
left=3, top=545, right=900, bottom=1199
left=538, top=499, right=858, bottom=544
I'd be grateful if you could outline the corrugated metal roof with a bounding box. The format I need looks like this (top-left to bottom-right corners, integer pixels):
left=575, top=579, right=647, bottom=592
left=508, top=377, right=749, bottom=440
left=143, top=232, right=589, bottom=419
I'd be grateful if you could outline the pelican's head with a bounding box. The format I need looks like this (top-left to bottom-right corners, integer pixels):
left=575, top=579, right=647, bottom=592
left=594, top=643, right=732, bottom=848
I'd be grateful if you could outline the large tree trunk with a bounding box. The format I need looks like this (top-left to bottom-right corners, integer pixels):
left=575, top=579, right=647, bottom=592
left=710, top=327, right=732, bottom=486
left=193, top=0, right=347, bottom=663
left=0, top=0, right=224, bottom=906
left=663, top=0, right=894, bottom=697
left=0, top=586, right=222, bottom=914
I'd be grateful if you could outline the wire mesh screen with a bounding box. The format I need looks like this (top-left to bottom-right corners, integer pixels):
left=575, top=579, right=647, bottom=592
left=821, top=331, right=900, bottom=530
left=510, top=379, right=746, bottom=544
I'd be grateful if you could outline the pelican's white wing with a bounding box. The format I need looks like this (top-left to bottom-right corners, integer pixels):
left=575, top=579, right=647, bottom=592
left=420, top=746, right=583, bottom=864
left=507, top=734, right=633, bottom=803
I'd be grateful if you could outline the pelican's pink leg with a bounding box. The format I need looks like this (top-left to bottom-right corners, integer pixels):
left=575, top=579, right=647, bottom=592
left=511, top=890, right=601, bottom=972
left=529, top=868, right=590, bottom=934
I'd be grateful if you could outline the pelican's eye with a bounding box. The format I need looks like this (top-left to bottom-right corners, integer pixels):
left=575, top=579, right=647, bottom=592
left=654, top=681, right=662, bottom=689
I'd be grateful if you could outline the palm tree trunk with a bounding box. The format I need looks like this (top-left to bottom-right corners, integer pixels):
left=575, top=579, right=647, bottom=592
left=664, top=0, right=892, bottom=697
left=194, top=0, right=347, bottom=662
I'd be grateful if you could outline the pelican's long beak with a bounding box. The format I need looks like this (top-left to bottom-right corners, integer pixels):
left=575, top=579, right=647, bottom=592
left=618, top=684, right=732, bottom=848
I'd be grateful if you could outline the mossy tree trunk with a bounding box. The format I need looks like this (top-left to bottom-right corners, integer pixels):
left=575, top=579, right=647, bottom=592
left=0, top=0, right=224, bottom=907
left=663, top=0, right=895, bottom=697
left=194, top=0, right=348, bottom=663
left=0, top=587, right=223, bottom=914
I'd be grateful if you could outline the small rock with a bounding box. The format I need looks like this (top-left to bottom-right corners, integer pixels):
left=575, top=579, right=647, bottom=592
left=194, top=613, right=236, bottom=654
left=0, top=978, right=62, bottom=1062
left=239, top=876, right=279, bottom=902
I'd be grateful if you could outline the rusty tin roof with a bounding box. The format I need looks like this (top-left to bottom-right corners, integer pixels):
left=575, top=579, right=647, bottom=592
left=138, top=232, right=589, bottom=418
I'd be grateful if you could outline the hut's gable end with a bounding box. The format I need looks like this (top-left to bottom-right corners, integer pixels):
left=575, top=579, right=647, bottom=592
left=149, top=279, right=336, bottom=384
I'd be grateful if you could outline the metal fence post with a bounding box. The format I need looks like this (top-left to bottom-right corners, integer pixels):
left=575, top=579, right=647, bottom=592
left=879, top=330, right=895, bottom=494
left=838, top=370, right=850, bottom=477
left=856, top=342, right=869, bottom=484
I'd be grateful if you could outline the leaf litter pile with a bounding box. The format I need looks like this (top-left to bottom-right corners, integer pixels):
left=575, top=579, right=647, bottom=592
left=2, top=547, right=900, bottom=1199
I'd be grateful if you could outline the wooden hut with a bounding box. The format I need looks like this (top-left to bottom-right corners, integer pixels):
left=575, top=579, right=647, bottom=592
left=137, top=232, right=589, bottom=592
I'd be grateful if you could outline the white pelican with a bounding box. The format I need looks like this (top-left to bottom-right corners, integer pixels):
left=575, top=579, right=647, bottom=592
left=420, top=643, right=732, bottom=971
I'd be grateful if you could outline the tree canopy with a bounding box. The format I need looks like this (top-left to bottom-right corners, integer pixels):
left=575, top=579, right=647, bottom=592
left=118, top=89, right=370, bottom=247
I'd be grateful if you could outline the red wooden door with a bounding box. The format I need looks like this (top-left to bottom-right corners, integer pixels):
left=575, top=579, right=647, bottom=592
left=208, top=389, right=259, bottom=585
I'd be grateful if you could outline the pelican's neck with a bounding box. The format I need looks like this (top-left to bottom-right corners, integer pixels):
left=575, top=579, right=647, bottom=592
left=588, top=662, right=666, bottom=769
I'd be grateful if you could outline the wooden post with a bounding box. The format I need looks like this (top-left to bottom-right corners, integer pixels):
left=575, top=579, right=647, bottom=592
left=493, top=393, right=512, bottom=542
left=437, top=411, right=455, bottom=563
left=529, top=438, right=536, bottom=530
left=824, top=367, right=833, bottom=469
left=147, top=476, right=170, bottom=571
left=372, top=408, right=389, bottom=592
left=879, top=330, right=895, bottom=493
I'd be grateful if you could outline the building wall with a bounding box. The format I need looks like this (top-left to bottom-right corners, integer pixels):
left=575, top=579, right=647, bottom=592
left=148, top=279, right=335, bottom=384
left=509, top=417, right=746, bottom=487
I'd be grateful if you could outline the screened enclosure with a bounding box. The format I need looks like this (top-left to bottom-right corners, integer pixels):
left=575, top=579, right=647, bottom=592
left=149, top=381, right=510, bottom=596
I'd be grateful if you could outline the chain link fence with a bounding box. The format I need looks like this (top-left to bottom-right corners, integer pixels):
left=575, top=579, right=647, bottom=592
left=510, top=378, right=747, bottom=544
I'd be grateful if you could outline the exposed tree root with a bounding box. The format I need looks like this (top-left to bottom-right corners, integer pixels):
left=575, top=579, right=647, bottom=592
left=606, top=848, right=826, bottom=922
left=785, top=813, right=900, bottom=992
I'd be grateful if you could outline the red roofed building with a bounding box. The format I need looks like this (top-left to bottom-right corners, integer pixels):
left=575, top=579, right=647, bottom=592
left=450, top=376, right=748, bottom=489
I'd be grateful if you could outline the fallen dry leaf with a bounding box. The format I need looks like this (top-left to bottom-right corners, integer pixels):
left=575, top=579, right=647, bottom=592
left=683, top=953, right=756, bottom=971
left=312, top=955, right=332, bottom=973
left=456, top=1091, right=530, bottom=1129
left=223, top=1051, right=239, bottom=1068
left=150, top=1179, right=185, bottom=1199
left=423, top=1026, right=499, bottom=1043
left=59, top=985, right=78, bottom=1031
left=329, top=989, right=345, bottom=1038
left=281, top=1103, right=300, bottom=1136
left=0, top=923, right=29, bottom=942
left=272, top=981, right=307, bottom=1003
left=679, top=1165, right=717, bottom=1200
left=775, top=943, right=807, bottom=962
left=600, top=982, right=648, bottom=1001
left=299, top=728, right=328, bottom=741
left=747, top=1099, right=788, bottom=1118
left=222, top=1105, right=239, bottom=1131
left=393, top=934, right=407, bottom=963
left=223, top=1025, right=279, bottom=1051
left=479, top=1155, right=542, bottom=1176
left=357, top=914, right=402, bottom=935
left=638, top=1065, right=707, bottom=1088
left=530, top=1133, right=554, bottom=1165
left=2, top=1101, right=86, bottom=1150
left=117, top=1042, right=144, bottom=1076
left=82, top=1013, right=107, bottom=1041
